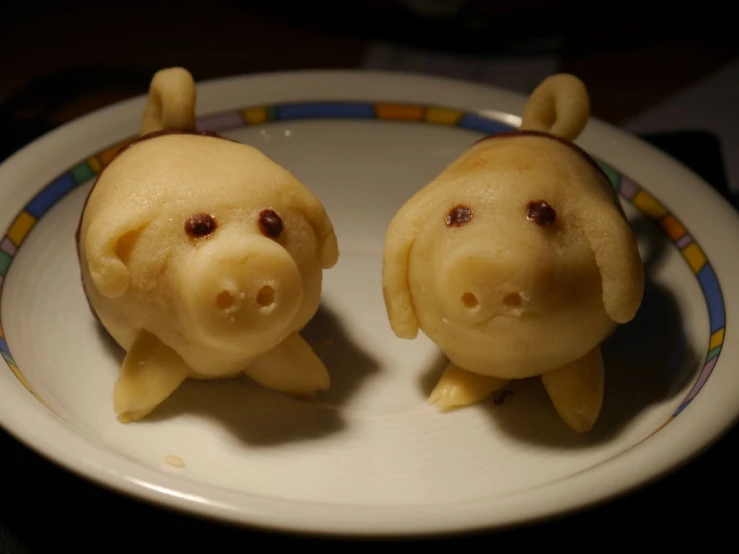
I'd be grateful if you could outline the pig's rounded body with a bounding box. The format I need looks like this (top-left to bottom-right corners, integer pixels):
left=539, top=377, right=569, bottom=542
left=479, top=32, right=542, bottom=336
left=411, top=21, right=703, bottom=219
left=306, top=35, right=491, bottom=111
left=403, top=135, right=620, bottom=379
left=382, top=83, right=645, bottom=433
left=383, top=74, right=644, bottom=432
left=78, top=67, right=338, bottom=424
left=78, top=133, right=329, bottom=377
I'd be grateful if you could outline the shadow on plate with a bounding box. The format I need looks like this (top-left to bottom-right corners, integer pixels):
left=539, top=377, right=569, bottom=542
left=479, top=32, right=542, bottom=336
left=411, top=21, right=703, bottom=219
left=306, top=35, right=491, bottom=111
left=132, top=303, right=380, bottom=446
left=417, top=213, right=701, bottom=449
left=299, top=303, right=383, bottom=408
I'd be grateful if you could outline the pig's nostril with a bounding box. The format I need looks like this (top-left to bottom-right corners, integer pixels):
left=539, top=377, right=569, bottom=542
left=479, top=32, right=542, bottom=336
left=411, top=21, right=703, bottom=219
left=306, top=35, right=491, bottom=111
left=503, top=292, right=522, bottom=309
left=256, top=285, right=275, bottom=308
left=216, top=290, right=235, bottom=311
left=461, top=292, right=479, bottom=309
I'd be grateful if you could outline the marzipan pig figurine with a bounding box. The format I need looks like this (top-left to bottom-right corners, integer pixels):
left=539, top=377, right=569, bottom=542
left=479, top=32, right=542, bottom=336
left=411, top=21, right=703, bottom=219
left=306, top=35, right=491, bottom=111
left=77, top=67, right=339, bottom=423
left=382, top=74, right=644, bottom=433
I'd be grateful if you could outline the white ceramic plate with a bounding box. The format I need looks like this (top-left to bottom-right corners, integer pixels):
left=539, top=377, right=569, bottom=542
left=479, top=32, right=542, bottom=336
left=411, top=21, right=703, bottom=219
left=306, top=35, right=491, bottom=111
left=0, top=70, right=737, bottom=537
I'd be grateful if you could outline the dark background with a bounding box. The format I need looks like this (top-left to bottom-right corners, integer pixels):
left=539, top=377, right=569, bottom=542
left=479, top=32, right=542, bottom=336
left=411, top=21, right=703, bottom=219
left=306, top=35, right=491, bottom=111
left=1, top=0, right=736, bottom=149
left=1, top=1, right=737, bottom=551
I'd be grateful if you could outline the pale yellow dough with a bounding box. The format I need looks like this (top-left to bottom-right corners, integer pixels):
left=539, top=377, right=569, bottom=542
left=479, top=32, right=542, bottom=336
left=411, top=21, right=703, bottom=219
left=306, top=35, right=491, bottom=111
left=78, top=67, right=339, bottom=423
left=382, top=73, right=644, bottom=433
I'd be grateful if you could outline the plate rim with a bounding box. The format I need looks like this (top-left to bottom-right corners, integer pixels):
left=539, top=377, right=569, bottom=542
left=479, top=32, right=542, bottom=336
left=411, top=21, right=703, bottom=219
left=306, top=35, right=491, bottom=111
left=0, top=68, right=738, bottom=537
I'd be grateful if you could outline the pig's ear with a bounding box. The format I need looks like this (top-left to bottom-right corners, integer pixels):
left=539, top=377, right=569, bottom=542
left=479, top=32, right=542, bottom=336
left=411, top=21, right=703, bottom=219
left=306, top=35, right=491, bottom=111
left=299, top=194, right=339, bottom=269
left=577, top=196, right=645, bottom=324
left=318, top=227, right=339, bottom=270
left=520, top=74, right=590, bottom=141
left=140, top=67, right=197, bottom=136
left=381, top=201, right=423, bottom=340
left=85, top=213, right=150, bottom=299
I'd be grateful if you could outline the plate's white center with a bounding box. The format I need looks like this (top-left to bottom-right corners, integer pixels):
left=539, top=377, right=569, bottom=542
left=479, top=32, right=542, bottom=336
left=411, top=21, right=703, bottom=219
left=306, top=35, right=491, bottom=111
left=2, top=120, right=708, bottom=506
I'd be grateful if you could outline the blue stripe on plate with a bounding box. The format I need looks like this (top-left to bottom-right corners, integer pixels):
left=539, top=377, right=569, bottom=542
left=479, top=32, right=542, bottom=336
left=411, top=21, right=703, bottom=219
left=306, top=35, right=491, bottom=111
left=275, top=102, right=375, bottom=120
left=697, top=265, right=725, bottom=333
left=26, top=174, right=77, bottom=218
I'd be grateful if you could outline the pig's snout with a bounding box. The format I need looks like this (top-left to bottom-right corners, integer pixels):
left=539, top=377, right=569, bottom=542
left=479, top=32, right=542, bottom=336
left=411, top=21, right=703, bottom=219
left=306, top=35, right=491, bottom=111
left=180, top=232, right=303, bottom=345
left=215, top=282, right=277, bottom=313
left=433, top=243, right=547, bottom=325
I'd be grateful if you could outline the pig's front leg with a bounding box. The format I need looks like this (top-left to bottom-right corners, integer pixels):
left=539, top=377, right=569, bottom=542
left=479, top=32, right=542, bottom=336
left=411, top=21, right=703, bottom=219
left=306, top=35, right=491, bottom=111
left=244, top=332, right=330, bottom=398
left=540, top=346, right=604, bottom=433
left=113, top=330, right=191, bottom=423
left=429, top=362, right=509, bottom=410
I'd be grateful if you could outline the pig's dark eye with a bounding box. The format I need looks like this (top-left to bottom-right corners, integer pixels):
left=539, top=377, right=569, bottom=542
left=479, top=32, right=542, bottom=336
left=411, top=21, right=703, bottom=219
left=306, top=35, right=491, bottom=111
left=258, top=209, right=284, bottom=238
left=526, top=200, right=556, bottom=226
left=185, top=213, right=217, bottom=238
left=445, top=205, right=473, bottom=227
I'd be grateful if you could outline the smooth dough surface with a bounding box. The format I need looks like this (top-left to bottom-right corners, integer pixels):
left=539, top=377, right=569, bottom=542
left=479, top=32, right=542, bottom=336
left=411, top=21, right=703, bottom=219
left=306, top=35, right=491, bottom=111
left=382, top=73, right=644, bottom=432
left=78, top=67, right=338, bottom=422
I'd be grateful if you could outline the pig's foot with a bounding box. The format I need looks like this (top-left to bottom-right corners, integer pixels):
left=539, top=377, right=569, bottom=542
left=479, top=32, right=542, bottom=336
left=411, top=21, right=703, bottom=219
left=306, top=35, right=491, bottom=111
left=244, top=332, right=330, bottom=398
left=429, top=363, right=509, bottom=411
left=540, top=347, right=604, bottom=433
left=113, top=330, right=191, bottom=423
